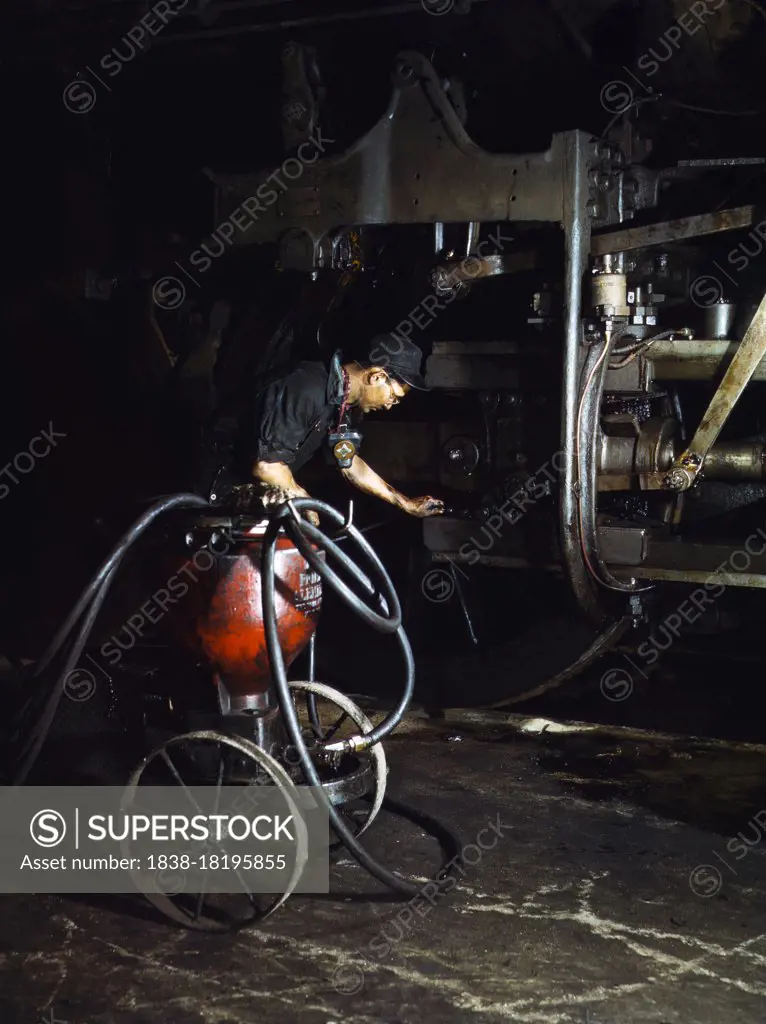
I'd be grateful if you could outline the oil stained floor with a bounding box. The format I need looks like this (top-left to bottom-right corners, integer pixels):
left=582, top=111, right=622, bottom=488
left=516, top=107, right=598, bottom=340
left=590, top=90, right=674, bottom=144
left=1, top=712, right=765, bottom=1024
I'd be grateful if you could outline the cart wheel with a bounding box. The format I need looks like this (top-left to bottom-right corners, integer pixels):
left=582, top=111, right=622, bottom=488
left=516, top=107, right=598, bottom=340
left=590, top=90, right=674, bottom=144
left=121, top=730, right=308, bottom=932
left=289, top=681, right=387, bottom=838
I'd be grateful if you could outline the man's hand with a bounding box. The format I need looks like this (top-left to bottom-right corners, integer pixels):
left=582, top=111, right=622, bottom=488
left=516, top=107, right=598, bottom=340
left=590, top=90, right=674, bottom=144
left=259, top=486, right=319, bottom=526
left=259, top=485, right=292, bottom=509
left=341, top=457, right=446, bottom=517
left=403, top=496, right=445, bottom=518
left=252, top=462, right=319, bottom=525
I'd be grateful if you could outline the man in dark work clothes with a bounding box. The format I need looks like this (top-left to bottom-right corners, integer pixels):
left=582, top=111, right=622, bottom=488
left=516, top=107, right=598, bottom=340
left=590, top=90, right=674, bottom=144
left=203, top=335, right=445, bottom=519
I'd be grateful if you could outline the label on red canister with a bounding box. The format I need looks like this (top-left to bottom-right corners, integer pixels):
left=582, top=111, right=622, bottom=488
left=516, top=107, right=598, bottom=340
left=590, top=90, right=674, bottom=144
left=295, top=570, right=322, bottom=612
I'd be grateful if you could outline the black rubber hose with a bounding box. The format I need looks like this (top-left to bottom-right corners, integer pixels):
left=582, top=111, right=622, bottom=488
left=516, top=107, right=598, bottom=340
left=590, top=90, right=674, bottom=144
left=12, top=563, right=120, bottom=785
left=305, top=635, right=321, bottom=736
left=12, top=494, right=210, bottom=784
left=291, top=515, right=396, bottom=738
left=283, top=504, right=401, bottom=634
left=34, top=494, right=209, bottom=679
left=262, top=505, right=464, bottom=898
left=283, top=500, right=412, bottom=750
left=286, top=518, right=396, bottom=630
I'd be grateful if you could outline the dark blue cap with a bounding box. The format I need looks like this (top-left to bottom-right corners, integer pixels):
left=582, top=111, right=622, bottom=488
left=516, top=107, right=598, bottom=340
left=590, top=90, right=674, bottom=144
left=366, top=334, right=429, bottom=390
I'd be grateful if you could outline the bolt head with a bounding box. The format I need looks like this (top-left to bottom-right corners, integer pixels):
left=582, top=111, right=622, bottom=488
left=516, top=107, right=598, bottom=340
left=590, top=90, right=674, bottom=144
left=664, top=469, right=688, bottom=490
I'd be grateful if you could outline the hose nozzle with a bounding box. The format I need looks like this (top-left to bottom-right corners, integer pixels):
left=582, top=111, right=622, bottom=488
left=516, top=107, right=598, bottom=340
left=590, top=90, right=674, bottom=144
left=322, top=734, right=369, bottom=754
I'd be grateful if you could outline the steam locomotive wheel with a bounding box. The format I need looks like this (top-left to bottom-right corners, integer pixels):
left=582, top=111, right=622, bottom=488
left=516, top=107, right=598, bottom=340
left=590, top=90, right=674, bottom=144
left=289, top=680, right=387, bottom=837
left=121, top=731, right=308, bottom=932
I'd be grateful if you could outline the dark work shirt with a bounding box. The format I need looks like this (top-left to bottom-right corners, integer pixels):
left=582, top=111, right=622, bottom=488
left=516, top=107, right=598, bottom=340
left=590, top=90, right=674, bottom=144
left=251, top=359, right=343, bottom=472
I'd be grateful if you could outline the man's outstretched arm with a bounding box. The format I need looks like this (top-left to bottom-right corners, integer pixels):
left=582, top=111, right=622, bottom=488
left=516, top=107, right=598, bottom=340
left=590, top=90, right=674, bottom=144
left=341, top=456, right=444, bottom=517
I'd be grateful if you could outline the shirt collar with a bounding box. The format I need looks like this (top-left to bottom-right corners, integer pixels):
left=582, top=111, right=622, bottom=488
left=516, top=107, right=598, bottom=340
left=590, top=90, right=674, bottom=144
left=328, top=350, right=345, bottom=405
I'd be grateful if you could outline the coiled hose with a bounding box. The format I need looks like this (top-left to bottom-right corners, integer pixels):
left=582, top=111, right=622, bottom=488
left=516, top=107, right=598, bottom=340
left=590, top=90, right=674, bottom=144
left=263, top=497, right=464, bottom=897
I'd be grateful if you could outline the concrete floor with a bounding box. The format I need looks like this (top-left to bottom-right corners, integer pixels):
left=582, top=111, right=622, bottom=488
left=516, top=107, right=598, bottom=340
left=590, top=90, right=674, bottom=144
left=1, top=711, right=765, bottom=1024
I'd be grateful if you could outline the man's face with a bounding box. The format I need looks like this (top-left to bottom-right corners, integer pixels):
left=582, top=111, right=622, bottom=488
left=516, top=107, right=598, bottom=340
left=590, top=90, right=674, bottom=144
left=359, top=368, right=410, bottom=413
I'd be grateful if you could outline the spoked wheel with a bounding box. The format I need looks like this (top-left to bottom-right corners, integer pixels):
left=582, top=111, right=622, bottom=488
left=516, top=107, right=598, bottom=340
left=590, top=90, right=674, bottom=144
left=289, top=681, right=387, bottom=840
left=121, top=731, right=308, bottom=932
